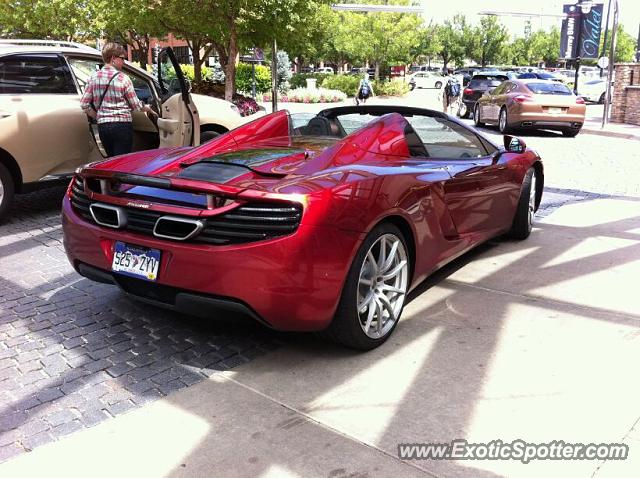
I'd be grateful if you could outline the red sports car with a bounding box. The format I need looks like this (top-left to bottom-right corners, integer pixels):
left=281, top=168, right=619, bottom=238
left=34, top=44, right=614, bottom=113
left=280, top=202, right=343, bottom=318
left=62, top=105, right=543, bottom=350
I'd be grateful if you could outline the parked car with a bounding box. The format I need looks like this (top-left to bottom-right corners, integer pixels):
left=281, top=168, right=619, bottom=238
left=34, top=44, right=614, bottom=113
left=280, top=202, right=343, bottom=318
left=518, top=71, right=564, bottom=82
left=408, top=71, right=444, bottom=90
left=454, top=68, right=480, bottom=86
left=458, top=73, right=509, bottom=118
left=579, top=78, right=611, bottom=103
left=317, top=66, right=334, bottom=74
left=473, top=79, right=586, bottom=137
left=62, top=105, right=543, bottom=350
left=0, top=40, right=261, bottom=220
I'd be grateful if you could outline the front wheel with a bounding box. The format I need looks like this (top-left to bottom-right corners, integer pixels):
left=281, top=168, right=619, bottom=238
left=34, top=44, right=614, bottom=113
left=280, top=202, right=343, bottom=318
left=435, top=81, right=443, bottom=89
left=320, top=223, right=410, bottom=350
left=200, top=130, right=222, bottom=143
left=0, top=163, right=15, bottom=222
left=509, top=168, right=537, bottom=240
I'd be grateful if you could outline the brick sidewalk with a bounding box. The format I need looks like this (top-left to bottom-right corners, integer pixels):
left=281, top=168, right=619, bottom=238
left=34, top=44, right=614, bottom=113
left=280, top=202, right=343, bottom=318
left=0, top=187, right=282, bottom=461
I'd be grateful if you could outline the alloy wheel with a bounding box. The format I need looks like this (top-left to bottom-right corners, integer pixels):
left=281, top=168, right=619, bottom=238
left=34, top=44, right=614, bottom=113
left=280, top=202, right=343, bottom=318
left=528, top=172, right=537, bottom=228
left=499, top=109, right=507, bottom=132
left=0, top=179, right=4, bottom=205
left=356, top=233, right=409, bottom=339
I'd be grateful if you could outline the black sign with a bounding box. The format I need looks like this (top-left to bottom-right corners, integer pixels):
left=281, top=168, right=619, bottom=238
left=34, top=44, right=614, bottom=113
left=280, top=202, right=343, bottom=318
left=560, top=3, right=604, bottom=59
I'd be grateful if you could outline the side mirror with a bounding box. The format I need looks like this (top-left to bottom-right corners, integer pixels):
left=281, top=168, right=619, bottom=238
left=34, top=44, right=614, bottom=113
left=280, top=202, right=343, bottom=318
left=504, top=135, right=526, bottom=153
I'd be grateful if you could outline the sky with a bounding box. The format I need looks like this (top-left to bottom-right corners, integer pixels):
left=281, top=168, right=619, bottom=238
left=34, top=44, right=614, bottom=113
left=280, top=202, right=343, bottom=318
left=421, top=0, right=640, bottom=39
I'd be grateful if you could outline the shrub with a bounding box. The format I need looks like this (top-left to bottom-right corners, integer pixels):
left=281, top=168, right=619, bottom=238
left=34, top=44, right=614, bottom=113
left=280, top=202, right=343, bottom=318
left=235, top=63, right=272, bottom=94
left=290, top=73, right=333, bottom=90
left=191, top=80, right=262, bottom=116
left=263, top=87, right=346, bottom=103
left=179, top=64, right=213, bottom=82
left=320, top=74, right=361, bottom=96
left=372, top=78, right=410, bottom=97
left=277, top=51, right=292, bottom=94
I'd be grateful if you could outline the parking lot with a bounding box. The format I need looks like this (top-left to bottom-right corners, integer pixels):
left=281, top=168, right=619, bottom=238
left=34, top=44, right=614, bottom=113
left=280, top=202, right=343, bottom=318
left=1, top=90, right=639, bottom=477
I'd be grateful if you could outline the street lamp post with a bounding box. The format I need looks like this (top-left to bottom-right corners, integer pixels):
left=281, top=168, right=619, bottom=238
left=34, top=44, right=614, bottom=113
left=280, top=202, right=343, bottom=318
left=602, top=0, right=618, bottom=128
left=572, top=0, right=593, bottom=95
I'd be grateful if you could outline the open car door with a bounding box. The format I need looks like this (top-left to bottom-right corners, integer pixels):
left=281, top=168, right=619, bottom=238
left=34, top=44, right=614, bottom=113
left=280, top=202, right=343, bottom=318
left=157, top=47, right=200, bottom=147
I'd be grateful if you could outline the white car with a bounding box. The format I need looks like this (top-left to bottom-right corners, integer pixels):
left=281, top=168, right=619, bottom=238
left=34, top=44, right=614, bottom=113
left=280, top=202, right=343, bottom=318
left=317, top=67, right=334, bottom=74
left=579, top=79, right=612, bottom=103
left=0, top=40, right=262, bottom=219
left=408, top=71, right=445, bottom=90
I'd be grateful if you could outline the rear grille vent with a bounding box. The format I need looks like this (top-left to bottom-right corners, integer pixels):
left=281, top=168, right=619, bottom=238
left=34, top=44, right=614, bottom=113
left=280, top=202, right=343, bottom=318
left=69, top=177, right=303, bottom=245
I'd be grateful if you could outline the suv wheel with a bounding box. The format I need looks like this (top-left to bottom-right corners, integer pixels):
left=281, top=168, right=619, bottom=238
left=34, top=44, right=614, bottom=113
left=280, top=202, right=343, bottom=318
left=0, top=163, right=15, bottom=222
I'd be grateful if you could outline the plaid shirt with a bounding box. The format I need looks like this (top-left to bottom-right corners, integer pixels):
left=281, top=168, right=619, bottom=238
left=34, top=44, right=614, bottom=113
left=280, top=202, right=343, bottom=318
left=80, top=65, right=144, bottom=124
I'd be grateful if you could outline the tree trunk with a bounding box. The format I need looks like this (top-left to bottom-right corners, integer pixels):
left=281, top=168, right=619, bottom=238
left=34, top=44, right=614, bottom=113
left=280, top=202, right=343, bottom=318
left=224, top=24, right=238, bottom=102
left=374, top=63, right=380, bottom=81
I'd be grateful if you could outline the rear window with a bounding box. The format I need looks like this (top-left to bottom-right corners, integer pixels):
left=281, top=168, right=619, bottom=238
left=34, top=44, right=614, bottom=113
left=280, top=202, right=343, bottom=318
left=526, top=82, right=572, bottom=95
left=469, top=79, right=503, bottom=89
left=0, top=54, right=76, bottom=94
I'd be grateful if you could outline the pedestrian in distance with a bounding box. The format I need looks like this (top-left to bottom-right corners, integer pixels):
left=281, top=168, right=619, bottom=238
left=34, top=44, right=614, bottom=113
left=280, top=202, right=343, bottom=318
left=80, top=42, right=157, bottom=157
left=441, top=68, right=462, bottom=115
left=355, top=73, right=374, bottom=105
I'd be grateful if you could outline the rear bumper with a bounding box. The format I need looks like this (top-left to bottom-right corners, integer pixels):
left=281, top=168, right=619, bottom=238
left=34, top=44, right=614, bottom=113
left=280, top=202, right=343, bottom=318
left=62, top=196, right=361, bottom=331
left=511, top=111, right=584, bottom=130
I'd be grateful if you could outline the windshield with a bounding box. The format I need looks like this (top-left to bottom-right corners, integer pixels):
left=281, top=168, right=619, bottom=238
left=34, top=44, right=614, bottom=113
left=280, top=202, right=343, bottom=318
left=526, top=82, right=572, bottom=95
left=287, top=111, right=493, bottom=159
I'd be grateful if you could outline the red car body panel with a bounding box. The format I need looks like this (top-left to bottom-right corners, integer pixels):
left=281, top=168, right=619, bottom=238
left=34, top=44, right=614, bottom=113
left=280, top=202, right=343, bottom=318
left=62, top=107, right=542, bottom=331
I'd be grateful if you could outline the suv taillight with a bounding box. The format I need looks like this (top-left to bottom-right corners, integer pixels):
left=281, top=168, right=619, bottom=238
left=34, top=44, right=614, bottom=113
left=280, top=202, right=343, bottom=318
left=463, top=88, right=473, bottom=96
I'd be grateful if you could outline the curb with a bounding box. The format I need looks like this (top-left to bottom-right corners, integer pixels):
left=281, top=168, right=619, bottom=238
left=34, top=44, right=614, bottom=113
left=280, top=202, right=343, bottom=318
left=580, top=126, right=640, bottom=141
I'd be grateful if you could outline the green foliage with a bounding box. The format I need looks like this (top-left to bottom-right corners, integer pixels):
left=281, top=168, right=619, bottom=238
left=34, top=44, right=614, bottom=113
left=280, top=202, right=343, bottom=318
left=276, top=50, right=293, bottom=93
left=371, top=79, right=410, bottom=97
left=0, top=0, right=99, bottom=40
left=235, top=63, right=272, bottom=94
left=321, top=74, right=361, bottom=96
left=263, top=87, right=347, bottom=103
left=290, top=73, right=333, bottom=89
left=471, top=16, right=509, bottom=67
left=180, top=64, right=213, bottom=82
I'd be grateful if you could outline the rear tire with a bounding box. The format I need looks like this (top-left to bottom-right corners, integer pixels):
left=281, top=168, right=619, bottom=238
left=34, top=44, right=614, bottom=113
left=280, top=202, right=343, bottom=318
left=474, top=104, right=484, bottom=126
left=0, top=163, right=15, bottom=223
left=598, top=92, right=605, bottom=104
left=319, top=223, right=410, bottom=350
left=499, top=107, right=510, bottom=134
left=435, top=81, right=442, bottom=89
left=509, top=168, right=537, bottom=240
left=562, top=128, right=580, bottom=138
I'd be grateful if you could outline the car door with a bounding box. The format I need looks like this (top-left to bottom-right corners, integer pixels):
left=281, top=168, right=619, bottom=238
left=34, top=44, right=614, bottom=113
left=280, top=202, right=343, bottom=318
left=485, top=82, right=507, bottom=121
left=157, top=47, right=200, bottom=147
left=407, top=115, right=517, bottom=236
left=0, top=53, right=90, bottom=182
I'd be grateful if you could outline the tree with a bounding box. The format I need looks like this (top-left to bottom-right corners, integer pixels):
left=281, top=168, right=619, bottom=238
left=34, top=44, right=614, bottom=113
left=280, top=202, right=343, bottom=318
left=437, top=15, right=472, bottom=69
left=412, top=23, right=442, bottom=66
left=471, top=16, right=508, bottom=67
left=98, top=0, right=166, bottom=70
left=530, top=27, right=561, bottom=66
left=605, top=25, right=637, bottom=62
left=0, top=0, right=98, bottom=40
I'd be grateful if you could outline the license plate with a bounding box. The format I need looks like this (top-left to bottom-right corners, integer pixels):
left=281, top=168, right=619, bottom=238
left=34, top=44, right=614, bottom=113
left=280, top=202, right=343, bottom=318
left=547, top=107, right=563, bottom=114
left=112, top=241, right=161, bottom=281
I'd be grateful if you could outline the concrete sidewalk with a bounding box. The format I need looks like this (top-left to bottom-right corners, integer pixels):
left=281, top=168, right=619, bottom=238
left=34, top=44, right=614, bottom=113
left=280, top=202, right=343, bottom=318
left=581, top=117, right=640, bottom=141
left=1, top=195, right=639, bottom=477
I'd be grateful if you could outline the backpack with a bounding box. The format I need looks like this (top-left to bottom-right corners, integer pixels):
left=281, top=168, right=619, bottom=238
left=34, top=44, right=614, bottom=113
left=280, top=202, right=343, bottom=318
left=448, top=78, right=460, bottom=97
left=360, top=80, right=370, bottom=96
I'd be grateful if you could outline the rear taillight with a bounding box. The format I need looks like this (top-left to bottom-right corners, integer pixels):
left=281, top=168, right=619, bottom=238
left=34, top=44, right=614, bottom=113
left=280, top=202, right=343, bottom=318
left=513, top=95, right=533, bottom=103
left=463, top=88, right=473, bottom=96
left=575, top=96, right=586, bottom=104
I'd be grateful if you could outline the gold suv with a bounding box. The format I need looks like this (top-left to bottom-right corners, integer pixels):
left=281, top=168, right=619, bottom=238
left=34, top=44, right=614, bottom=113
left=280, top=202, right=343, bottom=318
left=0, top=40, right=260, bottom=220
